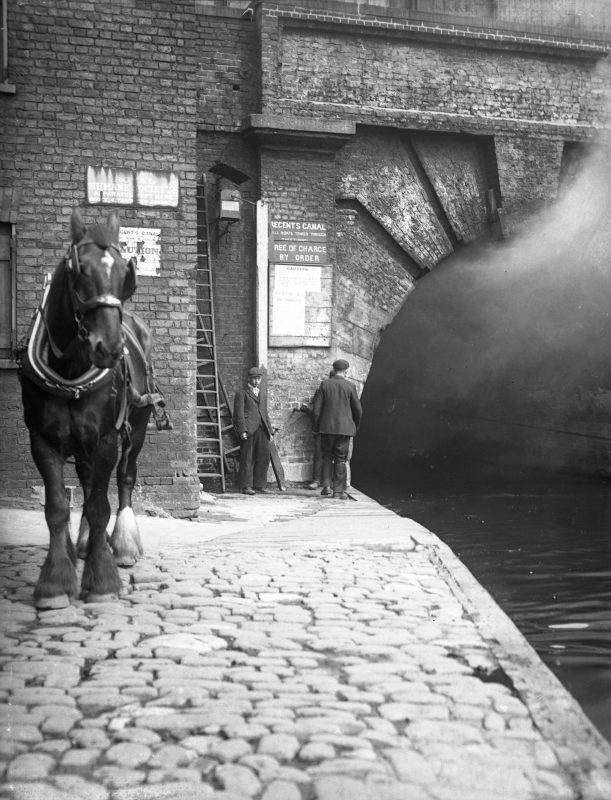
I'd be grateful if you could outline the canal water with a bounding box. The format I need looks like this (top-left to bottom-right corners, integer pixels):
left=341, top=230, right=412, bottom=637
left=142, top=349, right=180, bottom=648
left=363, top=478, right=611, bottom=745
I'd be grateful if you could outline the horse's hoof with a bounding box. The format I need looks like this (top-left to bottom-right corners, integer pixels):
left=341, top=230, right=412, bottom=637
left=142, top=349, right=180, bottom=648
left=83, top=592, right=120, bottom=604
left=36, top=594, right=70, bottom=611
left=115, top=557, right=137, bottom=568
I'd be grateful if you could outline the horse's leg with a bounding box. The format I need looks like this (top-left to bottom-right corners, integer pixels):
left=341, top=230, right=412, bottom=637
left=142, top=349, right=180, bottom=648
left=74, top=457, right=93, bottom=559
left=30, top=433, right=78, bottom=609
left=110, top=409, right=150, bottom=566
left=80, top=435, right=123, bottom=601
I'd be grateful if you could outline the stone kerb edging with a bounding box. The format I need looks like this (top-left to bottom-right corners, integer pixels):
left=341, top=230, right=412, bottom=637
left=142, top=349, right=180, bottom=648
left=424, top=529, right=611, bottom=799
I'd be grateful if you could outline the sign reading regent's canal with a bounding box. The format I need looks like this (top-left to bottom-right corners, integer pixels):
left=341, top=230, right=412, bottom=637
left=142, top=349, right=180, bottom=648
left=270, top=220, right=327, bottom=242
left=86, top=167, right=180, bottom=208
left=269, top=219, right=329, bottom=264
left=119, top=227, right=161, bottom=277
left=269, top=218, right=331, bottom=346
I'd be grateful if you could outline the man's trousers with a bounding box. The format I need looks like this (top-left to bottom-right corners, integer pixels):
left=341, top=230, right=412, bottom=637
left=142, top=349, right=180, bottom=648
left=238, top=425, right=271, bottom=490
left=320, top=433, right=351, bottom=493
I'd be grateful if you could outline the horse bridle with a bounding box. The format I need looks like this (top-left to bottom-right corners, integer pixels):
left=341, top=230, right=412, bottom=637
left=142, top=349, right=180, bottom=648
left=66, top=238, right=131, bottom=342
left=40, top=238, right=131, bottom=360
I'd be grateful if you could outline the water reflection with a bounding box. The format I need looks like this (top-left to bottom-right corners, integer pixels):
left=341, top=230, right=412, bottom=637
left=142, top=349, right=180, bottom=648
left=369, top=480, right=611, bottom=744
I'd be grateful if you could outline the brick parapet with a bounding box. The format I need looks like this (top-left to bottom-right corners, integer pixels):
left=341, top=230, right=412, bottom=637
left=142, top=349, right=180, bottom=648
left=258, top=5, right=611, bottom=141
left=261, top=0, right=611, bottom=41
left=264, top=5, right=611, bottom=52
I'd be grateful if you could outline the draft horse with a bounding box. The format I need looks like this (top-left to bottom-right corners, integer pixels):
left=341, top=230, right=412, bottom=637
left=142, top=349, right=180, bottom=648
left=19, top=209, right=168, bottom=609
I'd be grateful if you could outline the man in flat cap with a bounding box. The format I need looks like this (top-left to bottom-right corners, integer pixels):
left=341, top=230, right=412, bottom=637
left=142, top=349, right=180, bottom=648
left=233, top=366, right=273, bottom=495
left=312, top=359, right=362, bottom=499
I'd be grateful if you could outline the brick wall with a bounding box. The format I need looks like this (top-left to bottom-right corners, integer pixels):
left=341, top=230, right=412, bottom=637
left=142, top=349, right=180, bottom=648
left=495, top=135, right=565, bottom=230
left=338, top=129, right=453, bottom=269
left=258, top=4, right=609, bottom=142
left=261, top=148, right=339, bottom=478
left=1, top=0, right=609, bottom=500
left=411, top=132, right=493, bottom=244
left=0, top=1, right=214, bottom=513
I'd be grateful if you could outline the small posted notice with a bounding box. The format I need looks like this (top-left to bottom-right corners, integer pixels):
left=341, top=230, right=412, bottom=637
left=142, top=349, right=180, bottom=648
left=271, top=290, right=306, bottom=337
left=119, top=227, right=161, bottom=277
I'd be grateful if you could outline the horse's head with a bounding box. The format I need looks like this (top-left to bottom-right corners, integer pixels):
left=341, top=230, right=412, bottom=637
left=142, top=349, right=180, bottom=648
left=66, top=209, right=137, bottom=369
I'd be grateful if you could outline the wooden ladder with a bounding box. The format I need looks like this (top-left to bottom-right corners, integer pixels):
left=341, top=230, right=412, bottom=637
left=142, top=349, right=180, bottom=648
left=195, top=175, right=240, bottom=492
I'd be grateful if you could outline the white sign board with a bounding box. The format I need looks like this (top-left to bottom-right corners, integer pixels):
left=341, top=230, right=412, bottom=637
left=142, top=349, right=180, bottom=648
left=119, top=227, right=161, bottom=277
left=87, top=167, right=134, bottom=205
left=86, top=167, right=180, bottom=208
left=270, top=265, right=323, bottom=337
left=136, top=170, right=180, bottom=207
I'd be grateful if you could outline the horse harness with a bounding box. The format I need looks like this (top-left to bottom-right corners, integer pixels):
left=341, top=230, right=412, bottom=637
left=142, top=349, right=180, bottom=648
left=17, top=242, right=172, bottom=434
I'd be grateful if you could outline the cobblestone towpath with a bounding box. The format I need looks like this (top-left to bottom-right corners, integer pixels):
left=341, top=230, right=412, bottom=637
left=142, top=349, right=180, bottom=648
left=1, top=489, right=610, bottom=800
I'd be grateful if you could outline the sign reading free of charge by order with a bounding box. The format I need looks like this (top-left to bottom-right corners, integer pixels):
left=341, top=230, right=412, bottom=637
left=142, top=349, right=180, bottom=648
left=269, top=220, right=329, bottom=265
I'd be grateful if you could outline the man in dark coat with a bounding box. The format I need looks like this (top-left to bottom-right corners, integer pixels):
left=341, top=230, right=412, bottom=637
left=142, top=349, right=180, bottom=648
left=233, top=366, right=273, bottom=495
left=312, top=358, right=362, bottom=499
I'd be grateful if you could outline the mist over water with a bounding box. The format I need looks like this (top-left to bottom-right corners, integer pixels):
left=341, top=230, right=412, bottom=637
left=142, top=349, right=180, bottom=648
left=354, top=142, right=611, bottom=486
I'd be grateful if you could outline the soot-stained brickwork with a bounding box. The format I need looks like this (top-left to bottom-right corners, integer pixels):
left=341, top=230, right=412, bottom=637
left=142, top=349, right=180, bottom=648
left=1, top=0, right=609, bottom=503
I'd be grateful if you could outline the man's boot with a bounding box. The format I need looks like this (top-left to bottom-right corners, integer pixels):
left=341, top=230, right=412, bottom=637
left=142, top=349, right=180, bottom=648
left=333, top=461, right=348, bottom=499
left=320, top=456, right=333, bottom=496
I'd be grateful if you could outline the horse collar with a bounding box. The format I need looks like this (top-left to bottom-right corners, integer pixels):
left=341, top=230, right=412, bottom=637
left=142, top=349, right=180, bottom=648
left=18, top=275, right=116, bottom=400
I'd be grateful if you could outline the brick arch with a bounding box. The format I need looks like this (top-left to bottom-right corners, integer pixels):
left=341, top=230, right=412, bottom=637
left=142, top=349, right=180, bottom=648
left=333, top=127, right=502, bottom=387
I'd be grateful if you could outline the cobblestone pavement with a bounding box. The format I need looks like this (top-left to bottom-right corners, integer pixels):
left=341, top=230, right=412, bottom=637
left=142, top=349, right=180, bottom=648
left=1, top=491, right=610, bottom=800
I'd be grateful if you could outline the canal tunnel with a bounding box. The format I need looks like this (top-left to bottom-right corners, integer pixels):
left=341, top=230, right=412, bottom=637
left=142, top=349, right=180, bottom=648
left=352, top=143, right=611, bottom=491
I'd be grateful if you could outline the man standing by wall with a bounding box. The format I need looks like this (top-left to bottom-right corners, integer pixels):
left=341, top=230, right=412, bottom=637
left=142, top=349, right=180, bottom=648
left=312, top=359, right=362, bottom=500
left=233, top=367, right=273, bottom=495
